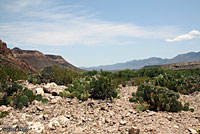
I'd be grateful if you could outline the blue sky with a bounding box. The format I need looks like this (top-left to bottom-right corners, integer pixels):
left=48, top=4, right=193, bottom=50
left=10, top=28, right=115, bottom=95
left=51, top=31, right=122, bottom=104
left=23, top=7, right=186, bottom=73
left=0, top=0, right=200, bottom=67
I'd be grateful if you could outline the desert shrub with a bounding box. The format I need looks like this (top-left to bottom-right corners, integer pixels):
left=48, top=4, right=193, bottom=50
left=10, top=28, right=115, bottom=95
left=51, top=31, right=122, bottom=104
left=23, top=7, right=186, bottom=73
left=0, top=66, right=27, bottom=82
left=28, top=66, right=79, bottom=86
left=132, top=76, right=150, bottom=86
left=27, top=72, right=42, bottom=84
left=176, top=75, right=200, bottom=94
left=152, top=73, right=200, bottom=94
left=0, top=111, right=9, bottom=118
left=89, top=74, right=118, bottom=100
left=61, top=74, right=119, bottom=100
left=129, top=83, right=192, bottom=112
left=137, top=68, right=166, bottom=78
left=113, top=69, right=137, bottom=81
left=80, top=70, right=98, bottom=77
left=64, top=76, right=91, bottom=101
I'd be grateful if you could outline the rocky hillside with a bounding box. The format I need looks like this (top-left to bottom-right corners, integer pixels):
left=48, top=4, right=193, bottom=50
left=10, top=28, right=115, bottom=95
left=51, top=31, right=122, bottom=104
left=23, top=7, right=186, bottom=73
left=12, top=47, right=82, bottom=72
left=83, top=52, right=200, bottom=71
left=0, top=40, right=38, bottom=73
left=0, top=82, right=199, bottom=134
left=45, top=55, right=81, bottom=72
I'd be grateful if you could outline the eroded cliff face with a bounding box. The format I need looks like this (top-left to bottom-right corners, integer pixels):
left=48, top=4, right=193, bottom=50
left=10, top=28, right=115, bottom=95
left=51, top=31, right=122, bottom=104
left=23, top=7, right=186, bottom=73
left=12, top=47, right=46, bottom=58
left=45, top=55, right=81, bottom=72
left=0, top=40, right=39, bottom=73
left=0, top=40, right=13, bottom=55
left=12, top=48, right=83, bottom=72
left=45, top=55, right=66, bottom=64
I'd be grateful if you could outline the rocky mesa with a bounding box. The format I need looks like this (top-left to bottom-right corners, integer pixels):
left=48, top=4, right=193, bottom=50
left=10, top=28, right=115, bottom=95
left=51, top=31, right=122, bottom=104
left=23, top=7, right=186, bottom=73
left=0, top=40, right=39, bottom=73
left=12, top=47, right=82, bottom=72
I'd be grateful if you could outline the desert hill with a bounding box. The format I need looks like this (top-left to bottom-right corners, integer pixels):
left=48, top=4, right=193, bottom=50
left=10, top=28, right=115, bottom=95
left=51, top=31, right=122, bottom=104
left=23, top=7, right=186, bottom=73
left=0, top=40, right=39, bottom=73
left=12, top=47, right=82, bottom=72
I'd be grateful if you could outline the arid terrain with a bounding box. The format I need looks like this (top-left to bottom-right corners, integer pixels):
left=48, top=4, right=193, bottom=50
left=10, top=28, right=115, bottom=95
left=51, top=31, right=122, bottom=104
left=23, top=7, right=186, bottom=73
left=0, top=82, right=199, bottom=134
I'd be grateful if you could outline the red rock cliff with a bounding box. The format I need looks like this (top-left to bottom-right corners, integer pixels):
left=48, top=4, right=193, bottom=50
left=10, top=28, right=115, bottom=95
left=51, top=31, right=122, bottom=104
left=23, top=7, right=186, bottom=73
left=0, top=40, right=13, bottom=55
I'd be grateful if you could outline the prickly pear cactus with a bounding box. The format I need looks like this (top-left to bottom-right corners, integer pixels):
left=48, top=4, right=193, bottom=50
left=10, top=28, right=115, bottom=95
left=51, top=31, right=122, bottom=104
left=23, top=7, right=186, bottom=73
left=130, top=82, right=191, bottom=112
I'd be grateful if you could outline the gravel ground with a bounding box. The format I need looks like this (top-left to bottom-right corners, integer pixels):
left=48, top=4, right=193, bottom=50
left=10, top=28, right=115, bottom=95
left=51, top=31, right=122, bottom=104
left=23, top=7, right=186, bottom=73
left=0, top=85, right=199, bottom=134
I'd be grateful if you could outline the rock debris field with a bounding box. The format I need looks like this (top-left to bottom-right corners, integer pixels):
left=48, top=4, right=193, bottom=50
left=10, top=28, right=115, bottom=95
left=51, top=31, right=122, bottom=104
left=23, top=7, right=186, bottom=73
left=0, top=82, right=199, bottom=134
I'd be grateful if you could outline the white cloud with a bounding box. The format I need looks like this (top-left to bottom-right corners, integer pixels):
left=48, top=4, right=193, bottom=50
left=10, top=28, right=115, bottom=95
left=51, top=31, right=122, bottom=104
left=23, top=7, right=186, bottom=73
left=166, top=30, right=200, bottom=42
left=0, top=0, right=44, bottom=12
left=0, top=0, right=180, bottom=46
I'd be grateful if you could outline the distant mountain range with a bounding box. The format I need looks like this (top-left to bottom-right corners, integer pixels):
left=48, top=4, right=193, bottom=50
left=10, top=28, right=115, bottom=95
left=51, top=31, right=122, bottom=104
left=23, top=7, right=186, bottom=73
left=1, top=39, right=200, bottom=72
left=81, top=51, right=200, bottom=71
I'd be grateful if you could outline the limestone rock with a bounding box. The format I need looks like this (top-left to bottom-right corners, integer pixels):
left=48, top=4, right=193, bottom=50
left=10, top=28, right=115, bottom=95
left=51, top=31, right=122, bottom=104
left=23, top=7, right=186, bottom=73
left=48, top=116, right=70, bottom=130
left=36, top=88, right=44, bottom=96
left=27, top=122, right=44, bottom=133
left=48, top=120, right=60, bottom=130
left=0, top=105, right=13, bottom=111
left=128, top=127, right=140, bottom=134
left=36, top=105, right=43, bottom=111
left=120, top=120, right=126, bottom=125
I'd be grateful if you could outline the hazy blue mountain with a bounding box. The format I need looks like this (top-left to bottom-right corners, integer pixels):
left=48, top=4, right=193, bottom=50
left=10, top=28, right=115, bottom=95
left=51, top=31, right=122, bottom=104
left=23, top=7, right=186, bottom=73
left=81, top=51, right=200, bottom=71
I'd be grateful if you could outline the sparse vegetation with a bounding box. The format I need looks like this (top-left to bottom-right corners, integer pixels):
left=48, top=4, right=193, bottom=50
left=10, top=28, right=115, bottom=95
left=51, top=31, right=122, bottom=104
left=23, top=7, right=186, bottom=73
left=129, top=83, right=192, bottom=112
left=0, top=66, right=48, bottom=109
left=28, top=66, right=79, bottom=85
left=60, top=74, right=119, bottom=100
left=1, top=63, right=200, bottom=112
left=0, top=81, right=48, bottom=109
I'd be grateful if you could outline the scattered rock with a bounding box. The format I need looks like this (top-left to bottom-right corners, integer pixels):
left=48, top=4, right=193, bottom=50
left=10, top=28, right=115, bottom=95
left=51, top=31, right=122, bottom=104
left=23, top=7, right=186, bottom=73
left=0, top=105, right=12, bottom=111
left=120, top=120, right=126, bottom=125
left=28, top=122, right=44, bottom=133
left=0, top=84, right=199, bottom=134
left=36, top=106, right=43, bottom=111
left=146, top=127, right=153, bottom=131
left=167, top=115, right=173, bottom=121
left=173, top=125, right=179, bottom=128
left=52, top=90, right=60, bottom=96
left=128, top=127, right=140, bottom=134
left=100, top=105, right=106, bottom=111
left=43, top=82, right=64, bottom=95
left=57, top=116, right=70, bottom=127
left=188, top=128, right=198, bottom=134
left=48, top=120, right=60, bottom=130
left=48, top=116, right=70, bottom=130
left=125, top=113, right=131, bottom=117
left=35, top=88, right=44, bottom=96
left=51, top=99, right=58, bottom=104
left=195, top=116, right=200, bottom=121
left=43, top=114, right=48, bottom=120
left=147, top=111, right=154, bottom=116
